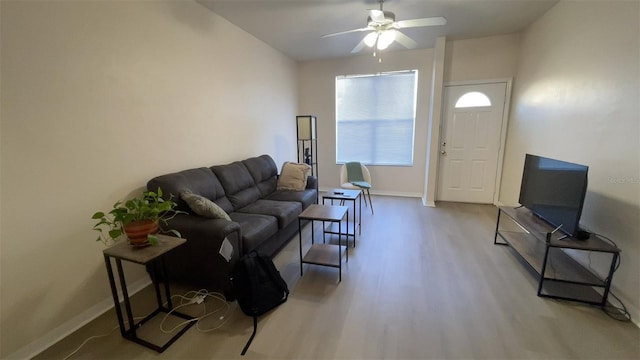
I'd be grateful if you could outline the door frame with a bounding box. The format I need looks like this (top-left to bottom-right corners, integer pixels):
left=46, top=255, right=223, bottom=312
left=437, top=78, right=513, bottom=205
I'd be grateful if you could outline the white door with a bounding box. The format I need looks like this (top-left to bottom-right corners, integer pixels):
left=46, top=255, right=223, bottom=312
left=437, top=83, right=507, bottom=203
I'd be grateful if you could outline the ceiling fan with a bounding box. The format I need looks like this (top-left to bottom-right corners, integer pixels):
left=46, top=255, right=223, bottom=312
left=321, top=0, right=447, bottom=57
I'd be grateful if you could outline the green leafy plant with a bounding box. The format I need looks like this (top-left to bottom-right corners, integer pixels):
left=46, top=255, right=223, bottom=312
left=92, top=188, right=184, bottom=245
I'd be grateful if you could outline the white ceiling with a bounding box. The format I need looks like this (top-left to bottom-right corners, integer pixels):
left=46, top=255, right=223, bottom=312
left=198, top=0, right=558, bottom=62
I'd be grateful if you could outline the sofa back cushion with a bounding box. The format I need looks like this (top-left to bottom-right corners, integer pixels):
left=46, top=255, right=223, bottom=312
left=242, top=155, right=278, bottom=197
left=212, top=161, right=261, bottom=210
left=147, top=167, right=233, bottom=213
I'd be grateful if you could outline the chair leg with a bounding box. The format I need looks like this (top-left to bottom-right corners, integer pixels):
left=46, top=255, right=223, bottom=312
left=361, top=189, right=369, bottom=208
left=366, top=189, right=373, bottom=214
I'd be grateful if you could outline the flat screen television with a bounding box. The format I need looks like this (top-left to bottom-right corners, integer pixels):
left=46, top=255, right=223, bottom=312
left=519, top=154, right=589, bottom=238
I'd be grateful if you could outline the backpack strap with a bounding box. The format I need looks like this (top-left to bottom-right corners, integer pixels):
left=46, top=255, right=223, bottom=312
left=240, top=252, right=260, bottom=356
left=240, top=316, right=258, bottom=356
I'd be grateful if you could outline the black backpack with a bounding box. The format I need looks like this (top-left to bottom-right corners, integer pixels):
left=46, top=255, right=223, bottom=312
left=232, top=251, right=289, bottom=355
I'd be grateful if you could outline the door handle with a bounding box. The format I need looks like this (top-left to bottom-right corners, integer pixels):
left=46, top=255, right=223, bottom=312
left=441, top=150, right=447, bottom=156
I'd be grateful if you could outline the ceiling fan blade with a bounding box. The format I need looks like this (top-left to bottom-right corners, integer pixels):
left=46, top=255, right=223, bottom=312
left=395, top=16, right=447, bottom=28
left=368, top=9, right=386, bottom=23
left=351, top=37, right=368, bottom=53
left=394, top=31, right=418, bottom=49
left=321, top=27, right=371, bottom=38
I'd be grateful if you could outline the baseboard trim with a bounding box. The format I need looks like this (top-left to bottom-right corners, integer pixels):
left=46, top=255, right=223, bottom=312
left=496, top=201, right=520, bottom=208
left=8, top=276, right=152, bottom=360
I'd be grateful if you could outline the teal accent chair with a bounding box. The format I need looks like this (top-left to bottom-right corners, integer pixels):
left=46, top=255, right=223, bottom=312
left=340, top=162, right=374, bottom=214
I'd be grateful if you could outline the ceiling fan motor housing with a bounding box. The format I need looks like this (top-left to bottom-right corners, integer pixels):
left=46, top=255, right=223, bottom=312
left=367, top=11, right=395, bottom=27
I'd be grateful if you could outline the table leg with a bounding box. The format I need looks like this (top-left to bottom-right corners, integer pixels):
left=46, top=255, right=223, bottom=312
left=298, top=218, right=303, bottom=277
left=161, top=257, right=172, bottom=310
left=358, top=193, right=362, bottom=236
left=338, top=220, right=342, bottom=282
left=345, top=212, right=349, bottom=263
left=494, top=209, right=502, bottom=244
left=537, top=246, right=551, bottom=296
left=351, top=199, right=356, bottom=247
left=116, top=259, right=136, bottom=339
left=601, top=252, right=618, bottom=306
left=104, top=255, right=126, bottom=337
left=151, top=260, right=163, bottom=309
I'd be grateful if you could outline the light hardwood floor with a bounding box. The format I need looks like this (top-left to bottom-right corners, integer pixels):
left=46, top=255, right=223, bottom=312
left=35, top=196, right=639, bottom=359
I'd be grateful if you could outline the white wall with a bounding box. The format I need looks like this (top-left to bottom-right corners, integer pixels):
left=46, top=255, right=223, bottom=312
left=444, top=33, right=521, bottom=83
left=298, top=50, right=434, bottom=197
left=502, top=1, right=640, bottom=321
left=0, top=1, right=297, bottom=357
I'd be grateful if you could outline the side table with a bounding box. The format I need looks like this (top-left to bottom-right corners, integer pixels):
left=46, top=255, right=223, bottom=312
left=103, top=235, right=194, bottom=352
left=322, top=188, right=362, bottom=247
left=298, top=204, right=348, bottom=282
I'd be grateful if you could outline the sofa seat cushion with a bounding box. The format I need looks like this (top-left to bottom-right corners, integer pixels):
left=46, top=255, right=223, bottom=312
left=237, top=199, right=301, bottom=229
left=229, top=212, right=278, bottom=252
left=267, top=189, right=316, bottom=210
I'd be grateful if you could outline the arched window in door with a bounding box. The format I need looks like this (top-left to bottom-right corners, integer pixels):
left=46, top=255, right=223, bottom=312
left=455, top=91, right=491, bottom=108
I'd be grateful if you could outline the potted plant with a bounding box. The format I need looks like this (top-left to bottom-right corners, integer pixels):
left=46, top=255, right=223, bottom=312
left=92, top=188, right=184, bottom=247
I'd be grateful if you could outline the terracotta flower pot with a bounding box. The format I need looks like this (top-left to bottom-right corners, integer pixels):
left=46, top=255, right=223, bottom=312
left=124, top=220, right=159, bottom=247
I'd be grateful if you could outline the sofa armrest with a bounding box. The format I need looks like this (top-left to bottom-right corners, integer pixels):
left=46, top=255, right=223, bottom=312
left=166, top=213, right=243, bottom=256
left=306, top=175, right=318, bottom=191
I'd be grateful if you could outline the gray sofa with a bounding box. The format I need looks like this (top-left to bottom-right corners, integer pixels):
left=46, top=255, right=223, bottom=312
left=147, top=154, right=317, bottom=291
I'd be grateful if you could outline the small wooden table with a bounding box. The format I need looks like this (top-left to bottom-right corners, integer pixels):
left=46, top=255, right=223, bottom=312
left=298, top=204, right=348, bottom=282
left=103, top=235, right=194, bottom=352
left=322, top=188, right=362, bottom=247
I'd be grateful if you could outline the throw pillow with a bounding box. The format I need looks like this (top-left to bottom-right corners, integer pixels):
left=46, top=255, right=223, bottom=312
left=180, top=190, right=231, bottom=221
left=277, top=162, right=311, bottom=191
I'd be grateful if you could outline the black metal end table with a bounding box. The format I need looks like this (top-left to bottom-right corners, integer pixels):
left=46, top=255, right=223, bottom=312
left=298, top=204, right=348, bottom=282
left=322, top=188, right=362, bottom=247
left=103, top=235, right=194, bottom=353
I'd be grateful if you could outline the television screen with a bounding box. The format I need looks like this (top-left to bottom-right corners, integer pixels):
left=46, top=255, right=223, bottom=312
left=519, top=154, right=589, bottom=237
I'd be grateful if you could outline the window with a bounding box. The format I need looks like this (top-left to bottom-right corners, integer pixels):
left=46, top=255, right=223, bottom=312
left=336, top=70, right=417, bottom=166
left=455, top=91, right=491, bottom=108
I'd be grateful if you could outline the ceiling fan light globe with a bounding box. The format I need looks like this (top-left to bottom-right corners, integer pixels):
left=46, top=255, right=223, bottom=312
left=381, top=29, right=396, bottom=42
left=377, top=41, right=389, bottom=50
left=377, top=29, right=396, bottom=50
left=364, top=32, right=378, bottom=47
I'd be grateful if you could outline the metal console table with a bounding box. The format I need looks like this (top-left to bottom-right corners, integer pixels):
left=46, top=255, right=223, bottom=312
left=103, top=235, right=194, bottom=352
left=494, top=206, right=620, bottom=306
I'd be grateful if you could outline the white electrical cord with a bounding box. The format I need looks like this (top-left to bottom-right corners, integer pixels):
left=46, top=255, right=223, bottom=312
left=62, top=316, right=144, bottom=360
left=63, top=289, right=234, bottom=359
left=160, top=289, right=233, bottom=333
